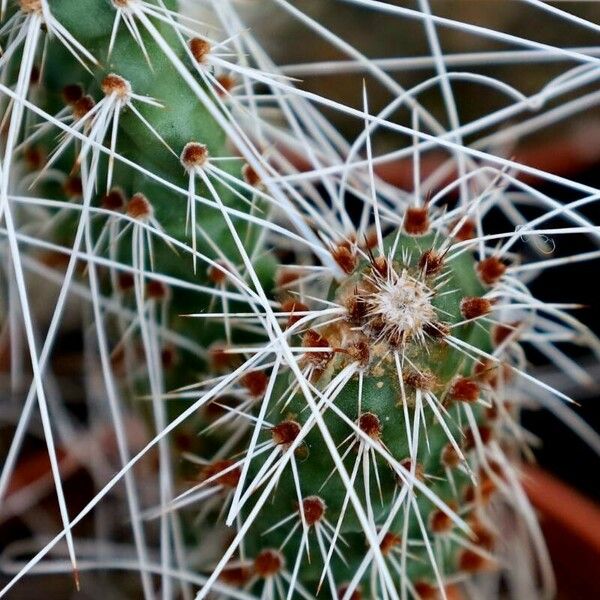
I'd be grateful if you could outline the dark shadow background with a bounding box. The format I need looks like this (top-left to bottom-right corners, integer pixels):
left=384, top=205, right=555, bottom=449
left=522, top=165, right=600, bottom=502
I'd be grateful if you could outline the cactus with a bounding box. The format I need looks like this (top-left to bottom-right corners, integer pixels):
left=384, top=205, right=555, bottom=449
left=1, top=1, right=599, bottom=599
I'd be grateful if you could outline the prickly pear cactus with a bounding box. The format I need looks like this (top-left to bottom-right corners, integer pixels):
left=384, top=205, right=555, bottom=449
left=1, top=1, right=599, bottom=599
left=229, top=217, right=507, bottom=598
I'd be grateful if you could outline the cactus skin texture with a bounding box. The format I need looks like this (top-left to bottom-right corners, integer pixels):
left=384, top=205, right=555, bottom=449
left=240, top=228, right=498, bottom=596
left=20, top=0, right=275, bottom=361
left=52, top=0, right=273, bottom=276
left=3, top=1, right=596, bottom=599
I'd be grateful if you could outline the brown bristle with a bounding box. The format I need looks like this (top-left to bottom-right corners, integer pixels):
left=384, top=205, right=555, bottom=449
left=301, top=329, right=333, bottom=370
left=380, top=532, right=401, bottom=555
left=345, top=293, right=367, bottom=326
left=473, top=359, right=511, bottom=388
left=146, top=280, right=168, bottom=300
left=101, top=188, right=126, bottom=211
left=126, top=193, right=152, bottom=220
left=492, top=322, right=519, bottom=346
left=24, top=146, right=44, bottom=170
left=463, top=425, right=493, bottom=451
left=451, top=218, right=475, bottom=241
left=271, top=420, right=301, bottom=446
left=464, top=474, right=497, bottom=505
left=302, top=329, right=329, bottom=349
left=203, top=395, right=238, bottom=420
left=216, top=74, right=235, bottom=96
left=473, top=358, right=493, bottom=382
left=460, top=296, right=492, bottom=320
left=276, top=268, right=301, bottom=289
left=485, top=402, right=499, bottom=421
left=62, top=84, right=83, bottom=105
left=200, top=459, right=240, bottom=488
left=190, top=37, right=211, bottom=63
left=358, top=412, right=381, bottom=439
left=429, top=503, right=457, bottom=534
left=209, top=344, right=240, bottom=373
left=337, top=584, right=362, bottom=600
left=110, top=342, right=144, bottom=375
left=117, top=272, right=135, bottom=292
left=353, top=229, right=379, bottom=253
left=418, top=249, right=444, bottom=276
left=404, top=370, right=437, bottom=391
left=423, top=321, right=449, bottom=340
left=485, top=461, right=504, bottom=480
left=101, top=73, right=131, bottom=99
left=441, top=443, right=461, bottom=469
left=458, top=549, right=493, bottom=573
left=29, top=65, right=40, bottom=85
left=161, top=346, right=177, bottom=370
left=242, top=163, right=261, bottom=187
left=294, top=443, right=310, bottom=462
left=413, top=581, right=440, bottom=600
left=403, top=206, right=430, bottom=235
left=181, top=142, right=208, bottom=169
left=486, top=400, right=511, bottom=421
left=399, top=458, right=425, bottom=482
left=478, top=425, right=495, bottom=446
left=387, top=328, right=409, bottom=348
left=174, top=431, right=194, bottom=452
left=337, top=238, right=354, bottom=250
left=417, top=583, right=462, bottom=600
left=110, top=344, right=125, bottom=372
left=302, top=496, right=326, bottom=526
left=242, top=371, right=268, bottom=398
left=177, top=432, right=198, bottom=460
left=20, top=0, right=41, bottom=14
left=367, top=314, right=385, bottom=337
left=72, top=95, right=95, bottom=120
left=207, top=261, right=229, bottom=285
left=38, top=250, right=69, bottom=269
left=362, top=229, right=379, bottom=251
left=254, top=549, right=283, bottom=578
left=477, top=256, right=507, bottom=285
left=470, top=518, right=495, bottom=550
left=63, top=176, right=82, bottom=199
left=449, top=377, right=480, bottom=403
left=372, top=255, right=389, bottom=278
left=347, top=338, right=370, bottom=367
left=219, top=565, right=252, bottom=587
left=332, top=244, right=357, bottom=274
left=280, top=299, right=309, bottom=328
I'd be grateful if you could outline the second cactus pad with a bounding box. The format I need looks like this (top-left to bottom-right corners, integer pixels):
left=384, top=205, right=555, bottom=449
left=237, top=221, right=497, bottom=596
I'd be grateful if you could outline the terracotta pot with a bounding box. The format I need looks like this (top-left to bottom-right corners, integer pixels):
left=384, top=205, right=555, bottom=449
left=522, top=466, right=600, bottom=600
left=0, top=420, right=148, bottom=524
